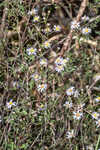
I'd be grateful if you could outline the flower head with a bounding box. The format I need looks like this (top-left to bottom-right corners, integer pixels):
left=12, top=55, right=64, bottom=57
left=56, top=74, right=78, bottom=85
left=33, top=16, right=40, bottom=22
left=95, top=97, right=100, bottom=103
left=81, top=15, right=89, bottom=21
left=55, top=65, right=64, bottom=73
left=38, top=104, right=47, bottom=111
left=28, top=8, right=38, bottom=15
left=63, top=101, right=73, bottom=108
left=44, top=26, right=52, bottom=34
left=71, top=20, right=80, bottom=30
left=27, top=47, right=37, bottom=55
left=31, top=73, right=41, bottom=81
left=53, top=25, right=61, bottom=32
left=66, top=86, right=75, bottom=96
left=6, top=99, right=16, bottom=109
left=66, top=130, right=75, bottom=139
left=73, top=111, right=83, bottom=120
left=40, top=58, right=48, bottom=66
left=92, top=112, right=99, bottom=120
left=55, top=57, right=64, bottom=65
left=43, top=41, right=51, bottom=49
left=96, top=119, right=100, bottom=127
left=37, top=84, right=47, bottom=92
left=82, top=27, right=91, bottom=35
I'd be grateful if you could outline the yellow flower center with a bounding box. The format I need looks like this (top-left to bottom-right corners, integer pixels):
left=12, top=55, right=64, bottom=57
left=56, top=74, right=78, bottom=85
left=58, top=65, right=63, bottom=69
left=34, top=74, right=38, bottom=79
left=45, top=42, right=49, bottom=47
left=85, top=28, right=89, bottom=32
left=93, top=113, right=98, bottom=118
left=68, top=89, right=73, bottom=93
left=41, top=84, right=44, bottom=89
left=30, top=48, right=35, bottom=53
left=9, top=101, right=13, bottom=105
left=76, top=113, right=80, bottom=117
left=34, top=17, right=39, bottom=21
left=97, top=97, right=100, bottom=100
left=56, top=27, right=60, bottom=31
left=40, top=104, right=44, bottom=108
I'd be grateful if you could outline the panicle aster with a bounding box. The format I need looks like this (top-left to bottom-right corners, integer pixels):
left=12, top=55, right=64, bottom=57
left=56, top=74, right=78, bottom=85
left=55, top=57, right=69, bottom=66
left=33, top=16, right=40, bottom=22
left=66, top=130, right=75, bottom=139
left=43, top=41, right=51, bottom=49
left=81, top=15, right=89, bottom=21
left=27, top=47, right=37, bottom=55
left=38, top=104, right=47, bottom=111
left=53, top=25, right=61, bottom=32
left=63, top=101, right=73, bottom=108
left=95, top=96, right=100, bottom=103
left=55, top=57, right=64, bottom=65
left=55, top=64, right=64, bottom=73
left=37, top=84, right=47, bottom=92
left=44, top=26, right=52, bottom=34
left=73, top=111, right=83, bottom=120
left=66, top=86, right=75, bottom=96
left=91, top=112, right=99, bottom=120
left=6, top=99, right=16, bottom=109
left=31, top=73, right=41, bottom=81
left=40, top=58, right=48, bottom=66
left=82, top=27, right=91, bottom=35
left=71, top=20, right=80, bottom=30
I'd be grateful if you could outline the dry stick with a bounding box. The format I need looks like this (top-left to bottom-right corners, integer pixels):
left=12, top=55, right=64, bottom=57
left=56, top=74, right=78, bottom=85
left=60, top=0, right=88, bottom=56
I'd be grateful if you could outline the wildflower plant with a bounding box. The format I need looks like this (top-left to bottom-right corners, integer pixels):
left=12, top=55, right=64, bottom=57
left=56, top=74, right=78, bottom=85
left=1, top=0, right=100, bottom=149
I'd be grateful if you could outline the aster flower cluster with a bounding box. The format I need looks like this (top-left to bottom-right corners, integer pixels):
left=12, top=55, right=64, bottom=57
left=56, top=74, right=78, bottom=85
left=43, top=24, right=61, bottom=34
left=55, top=57, right=69, bottom=73
left=71, top=16, right=91, bottom=35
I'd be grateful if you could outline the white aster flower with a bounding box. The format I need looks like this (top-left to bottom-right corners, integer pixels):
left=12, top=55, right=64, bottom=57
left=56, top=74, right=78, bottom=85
left=6, top=99, right=16, bottom=109
left=82, top=27, right=91, bottom=35
left=66, top=130, right=75, bottom=139
left=40, top=58, right=48, bottom=66
left=43, top=41, right=51, bottom=49
left=63, top=101, right=73, bottom=108
left=33, top=16, right=40, bottom=22
left=71, top=20, right=80, bottom=30
left=81, top=15, right=89, bottom=21
left=53, top=25, right=61, bottom=32
left=38, top=104, right=47, bottom=111
left=55, top=57, right=64, bottom=65
left=31, top=73, right=41, bottom=81
left=91, top=112, right=99, bottom=120
left=44, top=26, right=52, bottom=33
left=95, top=97, right=100, bottom=103
left=96, top=119, right=100, bottom=127
left=37, top=84, right=47, bottom=92
left=28, top=8, right=38, bottom=15
left=73, top=111, right=83, bottom=120
left=66, top=87, right=75, bottom=96
left=27, top=47, right=37, bottom=55
left=55, top=65, right=64, bottom=72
